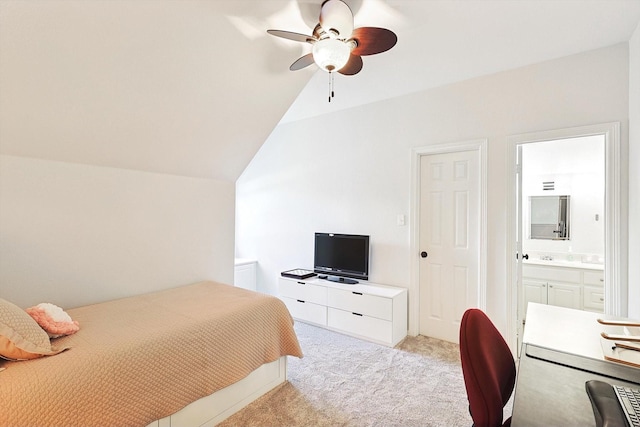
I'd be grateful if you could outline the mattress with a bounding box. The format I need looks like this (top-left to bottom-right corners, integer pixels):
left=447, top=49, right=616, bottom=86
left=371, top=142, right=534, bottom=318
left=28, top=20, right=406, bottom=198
left=0, top=281, right=303, bottom=427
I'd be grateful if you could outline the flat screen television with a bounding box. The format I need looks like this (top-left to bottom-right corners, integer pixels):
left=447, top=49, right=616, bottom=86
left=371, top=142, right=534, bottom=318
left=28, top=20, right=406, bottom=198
left=314, top=232, right=370, bottom=284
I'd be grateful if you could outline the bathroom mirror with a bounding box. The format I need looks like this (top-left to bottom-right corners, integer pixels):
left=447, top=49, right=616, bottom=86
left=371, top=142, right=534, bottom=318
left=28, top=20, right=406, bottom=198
left=529, top=195, right=570, bottom=240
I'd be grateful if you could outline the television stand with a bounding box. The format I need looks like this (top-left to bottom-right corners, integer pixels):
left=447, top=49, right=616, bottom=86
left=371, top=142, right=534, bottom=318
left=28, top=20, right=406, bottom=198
left=278, top=276, right=408, bottom=347
left=327, top=276, right=358, bottom=285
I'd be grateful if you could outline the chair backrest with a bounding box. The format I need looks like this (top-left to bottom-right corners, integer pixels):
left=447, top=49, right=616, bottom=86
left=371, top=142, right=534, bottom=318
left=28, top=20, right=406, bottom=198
left=459, top=308, right=516, bottom=427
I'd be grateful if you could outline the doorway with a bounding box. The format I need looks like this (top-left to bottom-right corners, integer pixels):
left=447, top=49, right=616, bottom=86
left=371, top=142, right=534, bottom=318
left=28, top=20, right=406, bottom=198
left=409, top=140, right=487, bottom=342
left=507, top=122, right=624, bottom=351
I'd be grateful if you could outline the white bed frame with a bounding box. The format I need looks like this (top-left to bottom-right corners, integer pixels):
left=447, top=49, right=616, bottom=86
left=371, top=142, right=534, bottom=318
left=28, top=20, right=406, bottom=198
left=146, top=356, right=287, bottom=427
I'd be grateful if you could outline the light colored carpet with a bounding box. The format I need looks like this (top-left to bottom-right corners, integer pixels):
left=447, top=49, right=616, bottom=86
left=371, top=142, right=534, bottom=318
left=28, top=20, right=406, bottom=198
left=218, top=322, right=476, bottom=427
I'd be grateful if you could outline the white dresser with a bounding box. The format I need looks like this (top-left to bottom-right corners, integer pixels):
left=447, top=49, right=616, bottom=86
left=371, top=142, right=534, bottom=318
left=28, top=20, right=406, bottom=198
left=278, top=276, right=407, bottom=347
left=234, top=259, right=257, bottom=291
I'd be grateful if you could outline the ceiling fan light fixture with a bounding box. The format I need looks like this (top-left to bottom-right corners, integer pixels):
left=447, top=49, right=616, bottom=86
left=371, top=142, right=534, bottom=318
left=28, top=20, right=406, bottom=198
left=268, top=0, right=397, bottom=101
left=312, top=38, right=350, bottom=72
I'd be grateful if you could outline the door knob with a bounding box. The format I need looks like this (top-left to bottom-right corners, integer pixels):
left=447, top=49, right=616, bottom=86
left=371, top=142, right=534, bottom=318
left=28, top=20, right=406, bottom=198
left=420, top=251, right=428, bottom=258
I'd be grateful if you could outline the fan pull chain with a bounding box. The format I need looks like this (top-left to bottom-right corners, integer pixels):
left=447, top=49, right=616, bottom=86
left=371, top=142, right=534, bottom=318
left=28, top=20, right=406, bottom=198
left=328, top=72, right=335, bottom=103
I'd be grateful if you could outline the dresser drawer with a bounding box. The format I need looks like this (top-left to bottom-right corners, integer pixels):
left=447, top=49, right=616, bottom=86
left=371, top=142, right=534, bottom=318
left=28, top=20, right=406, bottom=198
left=328, top=308, right=392, bottom=344
left=583, top=271, right=604, bottom=286
left=279, top=278, right=327, bottom=305
left=327, top=288, right=392, bottom=321
left=583, top=286, right=605, bottom=312
left=280, top=296, right=327, bottom=325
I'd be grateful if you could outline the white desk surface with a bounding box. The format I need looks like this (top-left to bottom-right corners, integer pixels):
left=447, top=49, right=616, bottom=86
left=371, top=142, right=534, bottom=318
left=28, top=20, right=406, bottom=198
left=514, top=304, right=640, bottom=426
left=522, top=303, right=624, bottom=360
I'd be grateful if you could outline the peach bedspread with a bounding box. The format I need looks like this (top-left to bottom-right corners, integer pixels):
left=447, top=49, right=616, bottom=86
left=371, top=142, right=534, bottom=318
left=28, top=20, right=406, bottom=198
left=0, top=281, right=303, bottom=427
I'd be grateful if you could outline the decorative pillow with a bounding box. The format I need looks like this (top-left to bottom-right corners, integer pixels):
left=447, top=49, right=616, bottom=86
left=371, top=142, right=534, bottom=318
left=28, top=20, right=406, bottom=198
left=26, top=303, right=80, bottom=338
left=0, top=298, right=68, bottom=361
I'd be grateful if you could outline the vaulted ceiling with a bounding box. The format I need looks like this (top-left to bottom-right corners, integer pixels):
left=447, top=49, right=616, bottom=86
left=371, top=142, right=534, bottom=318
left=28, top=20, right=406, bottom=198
left=1, top=0, right=639, bottom=181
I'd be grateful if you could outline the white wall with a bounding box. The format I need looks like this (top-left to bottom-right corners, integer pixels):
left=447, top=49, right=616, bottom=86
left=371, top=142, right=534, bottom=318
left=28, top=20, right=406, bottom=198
left=629, top=22, right=640, bottom=319
left=236, top=44, right=631, bottom=334
left=0, top=155, right=235, bottom=309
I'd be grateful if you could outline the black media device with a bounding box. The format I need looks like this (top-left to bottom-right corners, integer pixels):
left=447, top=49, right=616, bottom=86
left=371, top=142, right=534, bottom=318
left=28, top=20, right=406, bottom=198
left=314, top=232, right=370, bottom=284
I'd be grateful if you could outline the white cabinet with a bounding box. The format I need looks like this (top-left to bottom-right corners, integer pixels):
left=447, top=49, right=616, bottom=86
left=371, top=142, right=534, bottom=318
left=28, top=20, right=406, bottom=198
left=522, top=279, right=581, bottom=316
left=278, top=276, right=407, bottom=347
left=583, top=286, right=605, bottom=311
left=523, top=280, right=548, bottom=309
left=234, top=259, right=257, bottom=291
left=547, top=282, right=582, bottom=309
left=584, top=271, right=605, bottom=286
left=581, top=270, right=605, bottom=312
left=522, top=264, right=604, bottom=317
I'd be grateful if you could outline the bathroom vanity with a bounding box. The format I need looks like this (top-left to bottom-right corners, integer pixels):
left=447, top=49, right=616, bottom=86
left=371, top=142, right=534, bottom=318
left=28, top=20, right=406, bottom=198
left=522, top=259, right=604, bottom=317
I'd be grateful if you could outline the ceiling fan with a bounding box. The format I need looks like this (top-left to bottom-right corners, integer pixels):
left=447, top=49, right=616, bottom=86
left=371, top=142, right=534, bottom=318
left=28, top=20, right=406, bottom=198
left=267, top=0, right=397, bottom=100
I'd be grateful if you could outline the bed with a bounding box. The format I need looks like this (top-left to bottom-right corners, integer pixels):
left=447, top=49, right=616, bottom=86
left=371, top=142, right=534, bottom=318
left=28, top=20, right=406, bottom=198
left=0, top=281, right=303, bottom=427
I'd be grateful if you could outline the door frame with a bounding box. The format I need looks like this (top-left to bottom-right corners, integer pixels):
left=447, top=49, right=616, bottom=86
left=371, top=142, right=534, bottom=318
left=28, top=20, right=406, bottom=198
left=506, top=122, right=624, bottom=350
left=409, top=139, right=488, bottom=336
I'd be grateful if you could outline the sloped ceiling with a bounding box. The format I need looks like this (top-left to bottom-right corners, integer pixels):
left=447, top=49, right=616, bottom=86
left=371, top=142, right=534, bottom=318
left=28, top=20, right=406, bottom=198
left=0, top=0, right=313, bottom=181
left=1, top=0, right=639, bottom=181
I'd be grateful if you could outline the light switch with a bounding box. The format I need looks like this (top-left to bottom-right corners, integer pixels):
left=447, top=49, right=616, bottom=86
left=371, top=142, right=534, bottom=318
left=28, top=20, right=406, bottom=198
left=397, top=214, right=406, bottom=226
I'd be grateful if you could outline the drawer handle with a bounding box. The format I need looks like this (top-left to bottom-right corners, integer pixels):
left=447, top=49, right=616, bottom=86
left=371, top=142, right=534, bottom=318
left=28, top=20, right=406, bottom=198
left=599, top=298, right=604, bottom=302
left=296, top=300, right=305, bottom=303
left=352, top=312, right=363, bottom=316
left=297, top=281, right=306, bottom=285
left=600, top=279, right=604, bottom=282
left=352, top=292, right=363, bottom=295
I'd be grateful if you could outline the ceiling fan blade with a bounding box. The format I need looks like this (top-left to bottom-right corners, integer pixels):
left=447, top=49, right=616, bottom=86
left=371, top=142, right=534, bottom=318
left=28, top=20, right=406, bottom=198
left=338, top=54, right=363, bottom=76
left=267, top=29, right=316, bottom=44
left=290, top=53, right=315, bottom=71
left=351, top=27, right=397, bottom=56
left=319, top=0, right=354, bottom=38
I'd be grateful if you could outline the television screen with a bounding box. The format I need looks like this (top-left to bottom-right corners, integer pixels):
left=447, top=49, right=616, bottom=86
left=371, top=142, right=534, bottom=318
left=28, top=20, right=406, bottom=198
left=314, top=233, right=369, bottom=282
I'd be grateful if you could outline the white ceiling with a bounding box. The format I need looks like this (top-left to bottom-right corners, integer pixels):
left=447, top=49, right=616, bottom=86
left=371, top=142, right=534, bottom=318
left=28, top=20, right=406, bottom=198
left=1, top=0, right=639, bottom=181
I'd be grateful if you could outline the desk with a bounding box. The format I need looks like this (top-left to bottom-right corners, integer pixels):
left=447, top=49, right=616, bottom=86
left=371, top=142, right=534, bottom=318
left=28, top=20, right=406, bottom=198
left=512, top=303, right=640, bottom=426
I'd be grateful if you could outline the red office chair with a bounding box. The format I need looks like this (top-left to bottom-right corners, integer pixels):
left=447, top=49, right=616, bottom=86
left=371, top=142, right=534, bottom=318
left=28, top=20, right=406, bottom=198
left=459, top=308, right=516, bottom=427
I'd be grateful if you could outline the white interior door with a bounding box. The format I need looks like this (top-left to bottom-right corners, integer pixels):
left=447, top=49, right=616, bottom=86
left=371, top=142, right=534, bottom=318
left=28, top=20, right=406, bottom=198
left=418, top=150, right=480, bottom=343
left=515, top=144, right=525, bottom=352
